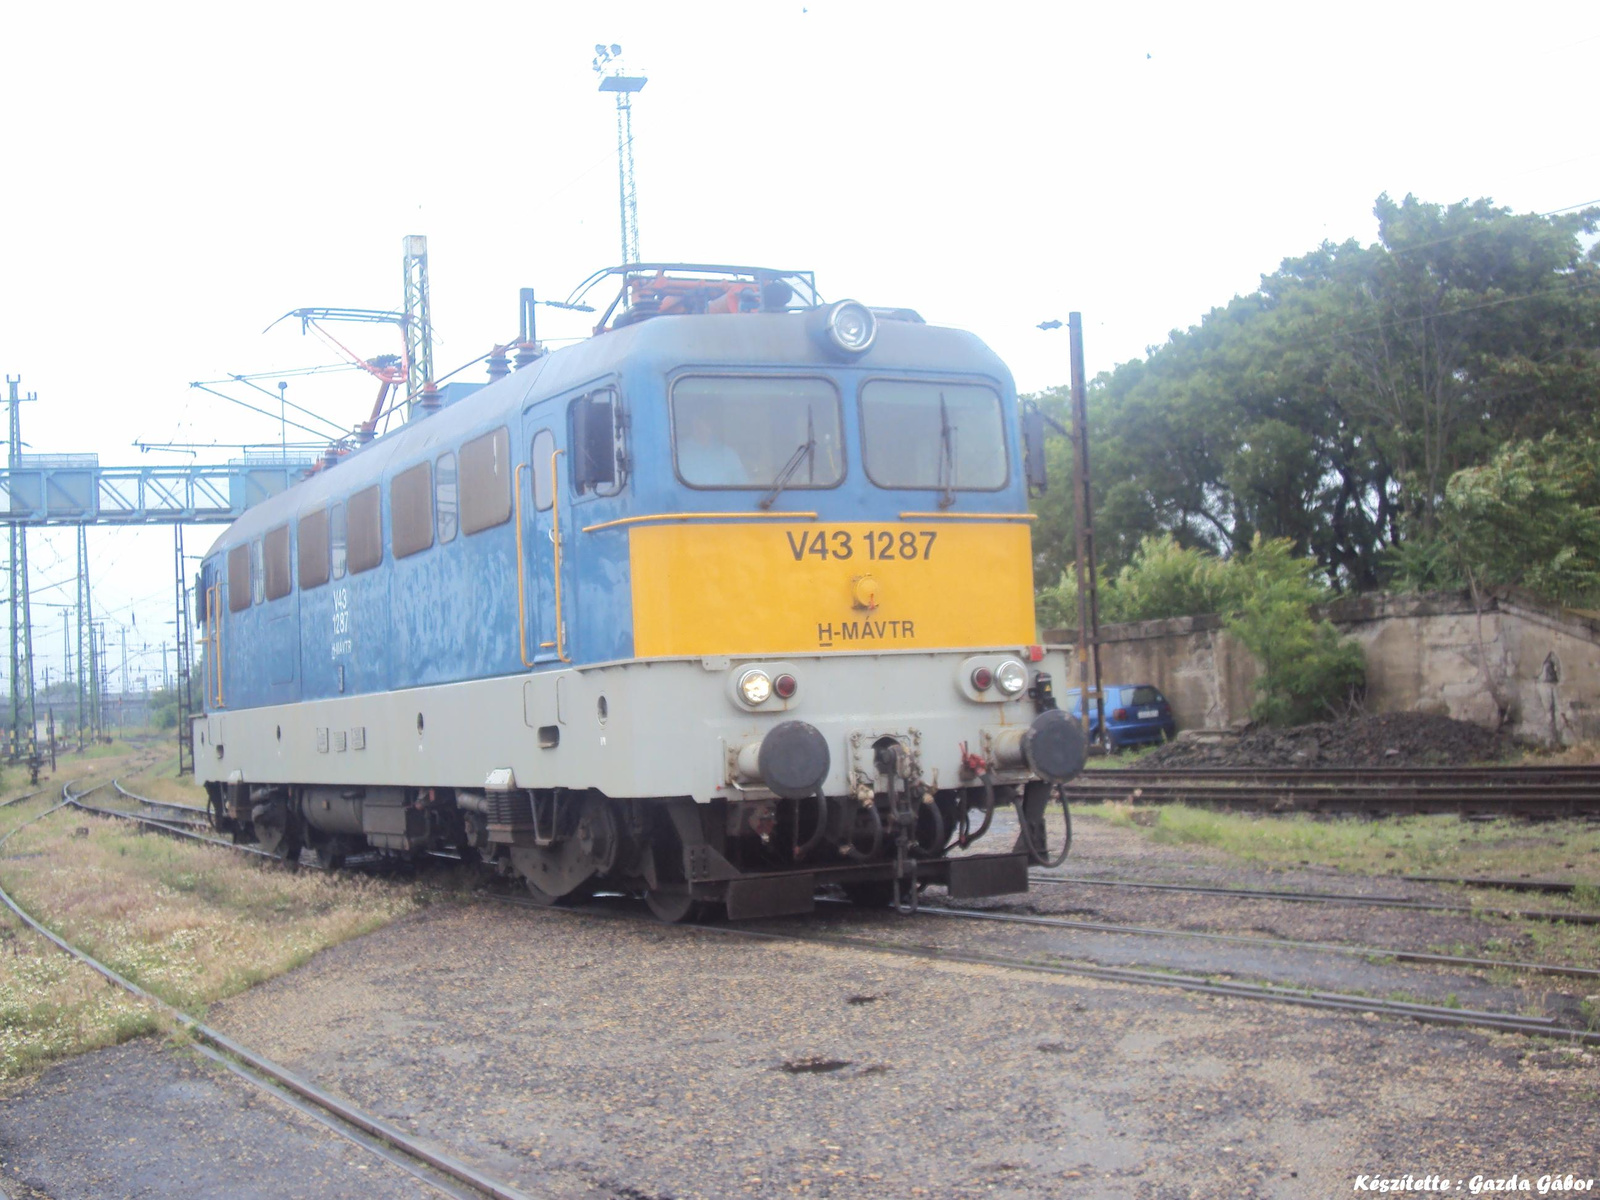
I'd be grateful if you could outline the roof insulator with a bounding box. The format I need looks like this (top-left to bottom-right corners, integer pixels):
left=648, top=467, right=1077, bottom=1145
left=487, top=347, right=511, bottom=382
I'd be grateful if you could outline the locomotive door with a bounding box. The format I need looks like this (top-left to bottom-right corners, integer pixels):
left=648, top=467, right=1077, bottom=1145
left=523, top=423, right=564, bottom=663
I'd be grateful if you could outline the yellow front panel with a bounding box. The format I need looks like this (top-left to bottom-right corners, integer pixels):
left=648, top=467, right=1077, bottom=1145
left=629, top=521, right=1037, bottom=658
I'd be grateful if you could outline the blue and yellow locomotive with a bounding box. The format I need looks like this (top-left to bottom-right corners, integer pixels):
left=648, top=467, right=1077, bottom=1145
left=195, top=265, right=1085, bottom=920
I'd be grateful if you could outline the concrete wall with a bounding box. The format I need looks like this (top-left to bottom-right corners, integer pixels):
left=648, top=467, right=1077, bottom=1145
left=1045, top=589, right=1600, bottom=747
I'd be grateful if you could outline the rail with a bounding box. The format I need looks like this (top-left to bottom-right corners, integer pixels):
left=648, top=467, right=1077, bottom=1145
left=0, top=778, right=532, bottom=1200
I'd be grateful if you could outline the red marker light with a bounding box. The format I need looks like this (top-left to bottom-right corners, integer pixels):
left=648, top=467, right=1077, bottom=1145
left=971, top=666, right=994, bottom=691
left=773, top=673, right=798, bottom=699
left=1027, top=644, right=1045, bottom=663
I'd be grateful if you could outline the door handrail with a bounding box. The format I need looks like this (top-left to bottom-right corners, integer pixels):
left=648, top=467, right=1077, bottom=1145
left=513, top=462, right=536, bottom=668
left=208, top=583, right=225, bottom=706
left=549, top=447, right=570, bottom=663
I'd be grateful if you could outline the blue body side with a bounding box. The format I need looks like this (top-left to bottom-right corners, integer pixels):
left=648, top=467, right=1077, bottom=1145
left=199, top=313, right=1027, bottom=713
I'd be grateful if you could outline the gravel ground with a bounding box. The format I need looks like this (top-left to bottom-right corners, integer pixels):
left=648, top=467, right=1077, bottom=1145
left=985, top=810, right=1594, bottom=962
left=5, top=812, right=1598, bottom=1199
left=0, top=1040, right=428, bottom=1199
left=196, top=899, right=1599, bottom=1199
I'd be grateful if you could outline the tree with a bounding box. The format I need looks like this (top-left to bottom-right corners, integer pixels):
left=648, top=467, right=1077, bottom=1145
left=1222, top=538, right=1366, bottom=726
left=1444, top=433, right=1600, bottom=608
left=1027, top=193, right=1600, bottom=600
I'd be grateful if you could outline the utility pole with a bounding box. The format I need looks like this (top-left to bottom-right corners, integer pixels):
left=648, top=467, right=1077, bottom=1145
left=7, top=376, right=37, bottom=766
left=120, top=625, right=127, bottom=734
left=1067, top=313, right=1105, bottom=744
left=173, top=523, right=194, bottom=774
left=75, top=527, right=92, bottom=749
left=90, top=621, right=102, bottom=744
left=593, top=45, right=646, bottom=266
left=62, top=607, right=74, bottom=746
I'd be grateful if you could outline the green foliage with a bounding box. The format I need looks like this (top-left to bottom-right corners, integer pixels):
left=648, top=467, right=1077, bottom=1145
left=1028, top=192, right=1600, bottom=596
left=1443, top=433, right=1600, bottom=608
left=1379, top=535, right=1464, bottom=594
left=1039, top=534, right=1238, bottom=626
left=1039, top=535, right=1364, bottom=726
left=1223, top=537, right=1365, bottom=725
left=148, top=685, right=181, bottom=731
left=1104, top=534, right=1238, bottom=622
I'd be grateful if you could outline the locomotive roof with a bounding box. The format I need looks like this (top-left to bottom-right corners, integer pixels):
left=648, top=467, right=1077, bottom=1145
left=204, top=311, right=1013, bottom=558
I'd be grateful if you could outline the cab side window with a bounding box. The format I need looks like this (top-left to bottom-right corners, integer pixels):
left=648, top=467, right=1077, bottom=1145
left=530, top=430, right=556, bottom=512
left=348, top=485, right=383, bottom=574
left=570, top=388, right=626, bottom=497
left=330, top=502, right=348, bottom=580
left=263, top=524, right=292, bottom=600
left=461, top=427, right=512, bottom=534
left=299, top=508, right=330, bottom=589
left=250, top=541, right=265, bottom=605
left=435, top=452, right=458, bottom=544
left=227, top=544, right=251, bottom=613
left=391, top=461, right=434, bottom=559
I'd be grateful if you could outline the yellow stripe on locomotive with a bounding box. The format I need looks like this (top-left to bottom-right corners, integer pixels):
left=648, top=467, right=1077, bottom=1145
left=628, top=519, right=1037, bottom=658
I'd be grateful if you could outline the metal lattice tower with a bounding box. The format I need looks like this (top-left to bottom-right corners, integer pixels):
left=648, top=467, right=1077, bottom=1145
left=75, top=526, right=91, bottom=748
left=174, top=526, right=194, bottom=774
left=6, top=376, right=37, bottom=765
left=402, top=234, right=433, bottom=421
left=594, top=45, right=646, bottom=266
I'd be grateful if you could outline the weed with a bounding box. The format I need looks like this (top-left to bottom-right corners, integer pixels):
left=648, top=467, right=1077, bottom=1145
left=0, top=787, right=451, bottom=1081
left=1581, top=997, right=1600, bottom=1033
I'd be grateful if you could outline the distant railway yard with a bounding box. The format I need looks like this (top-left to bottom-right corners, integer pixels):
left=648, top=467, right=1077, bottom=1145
left=0, top=738, right=1592, bottom=1199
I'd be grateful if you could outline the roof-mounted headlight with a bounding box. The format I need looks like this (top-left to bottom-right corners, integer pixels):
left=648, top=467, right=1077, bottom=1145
left=807, top=299, right=876, bottom=357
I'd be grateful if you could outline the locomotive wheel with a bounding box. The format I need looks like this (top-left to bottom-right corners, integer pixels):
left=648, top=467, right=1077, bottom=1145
left=643, top=887, right=705, bottom=924
left=524, top=875, right=596, bottom=907
left=251, top=796, right=302, bottom=867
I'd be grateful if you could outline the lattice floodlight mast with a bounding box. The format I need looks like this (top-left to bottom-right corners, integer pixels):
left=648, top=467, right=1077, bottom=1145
left=403, top=235, right=433, bottom=422
left=6, top=376, right=37, bottom=767
left=594, top=45, right=646, bottom=267
left=174, top=525, right=194, bottom=774
left=75, top=525, right=91, bottom=749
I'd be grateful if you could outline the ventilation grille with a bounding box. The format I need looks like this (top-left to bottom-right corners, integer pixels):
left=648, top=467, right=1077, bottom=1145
left=485, top=791, right=533, bottom=827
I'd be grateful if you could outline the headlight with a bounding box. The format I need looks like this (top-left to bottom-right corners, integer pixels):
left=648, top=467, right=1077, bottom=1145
left=827, top=301, right=876, bottom=353
left=738, top=669, right=773, bottom=705
left=994, top=660, right=1028, bottom=697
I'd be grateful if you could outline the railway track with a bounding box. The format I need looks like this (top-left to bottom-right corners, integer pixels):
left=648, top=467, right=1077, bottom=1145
left=915, top=903, right=1600, bottom=981
left=1068, top=763, right=1600, bottom=817
left=0, top=778, right=533, bottom=1200
left=1029, top=873, right=1600, bottom=924
left=67, top=778, right=1600, bottom=1046
left=496, top=893, right=1600, bottom=1047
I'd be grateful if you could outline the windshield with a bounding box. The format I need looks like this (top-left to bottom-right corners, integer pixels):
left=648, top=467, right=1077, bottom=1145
left=672, top=376, right=844, bottom=489
left=860, top=379, right=1006, bottom=491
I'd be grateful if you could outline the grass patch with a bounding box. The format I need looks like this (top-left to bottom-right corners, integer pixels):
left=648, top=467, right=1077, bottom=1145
left=1078, top=801, right=1600, bottom=886
left=0, top=782, right=465, bottom=1083
left=1082, top=742, right=1172, bottom=770
left=117, top=753, right=209, bottom=808
left=0, top=901, right=161, bottom=1083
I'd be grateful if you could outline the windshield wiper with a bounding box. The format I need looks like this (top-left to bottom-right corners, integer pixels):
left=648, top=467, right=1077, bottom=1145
left=759, top=438, right=815, bottom=509
left=936, top=392, right=956, bottom=509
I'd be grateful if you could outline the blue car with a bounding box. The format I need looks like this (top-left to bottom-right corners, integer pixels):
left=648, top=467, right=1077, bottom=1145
left=1065, top=684, right=1177, bottom=751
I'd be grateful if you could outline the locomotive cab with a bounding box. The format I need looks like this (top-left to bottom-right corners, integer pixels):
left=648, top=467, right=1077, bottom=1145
left=194, top=263, right=1082, bottom=920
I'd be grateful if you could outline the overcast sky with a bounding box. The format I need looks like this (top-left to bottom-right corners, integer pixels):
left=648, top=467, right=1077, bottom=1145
left=2, top=1, right=1595, bottom=693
